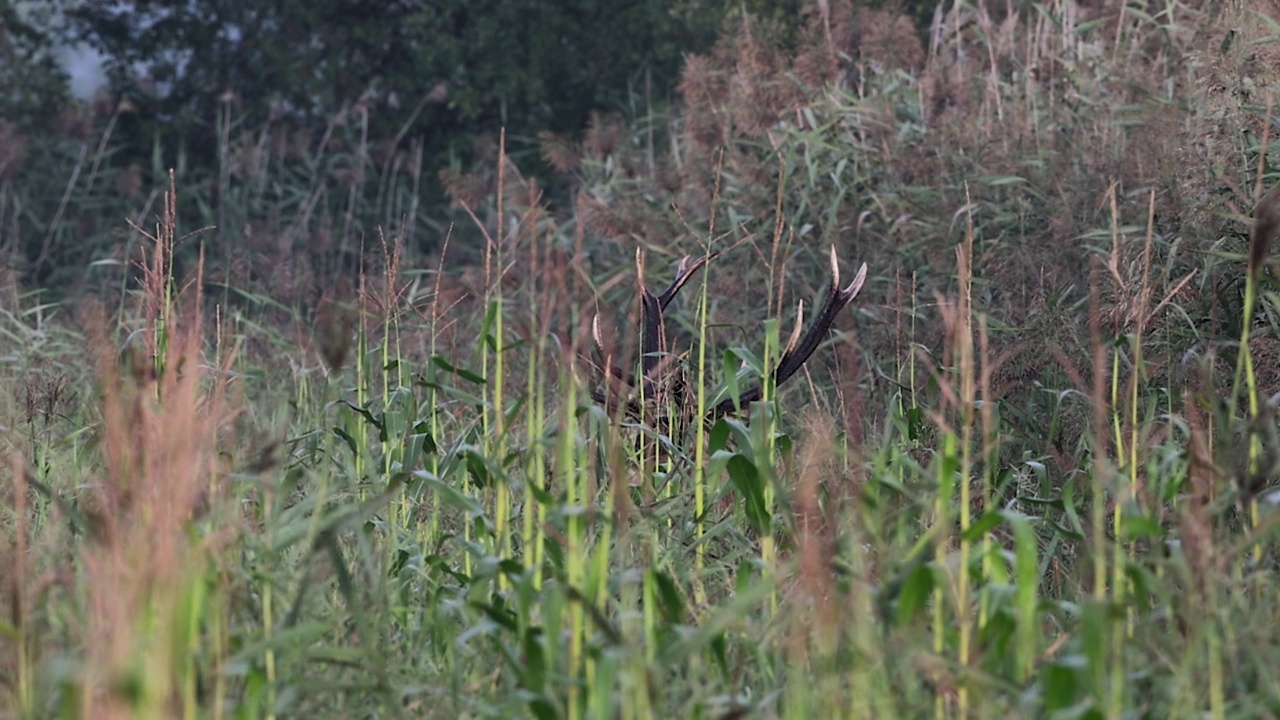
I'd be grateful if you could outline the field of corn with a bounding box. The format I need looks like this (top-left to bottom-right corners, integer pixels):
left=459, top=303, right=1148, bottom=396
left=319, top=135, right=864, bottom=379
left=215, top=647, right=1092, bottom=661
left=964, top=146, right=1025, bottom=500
left=6, top=2, right=1280, bottom=718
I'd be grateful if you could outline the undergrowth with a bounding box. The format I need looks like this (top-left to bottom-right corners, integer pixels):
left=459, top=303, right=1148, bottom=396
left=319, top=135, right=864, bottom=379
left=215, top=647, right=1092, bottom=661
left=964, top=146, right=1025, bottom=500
left=6, top=1, right=1280, bottom=719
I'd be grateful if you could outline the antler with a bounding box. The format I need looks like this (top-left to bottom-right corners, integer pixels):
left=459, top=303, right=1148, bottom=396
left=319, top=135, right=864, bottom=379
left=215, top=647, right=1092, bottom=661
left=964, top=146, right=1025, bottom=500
left=710, top=246, right=868, bottom=417
left=589, top=245, right=867, bottom=421
left=591, top=250, right=714, bottom=407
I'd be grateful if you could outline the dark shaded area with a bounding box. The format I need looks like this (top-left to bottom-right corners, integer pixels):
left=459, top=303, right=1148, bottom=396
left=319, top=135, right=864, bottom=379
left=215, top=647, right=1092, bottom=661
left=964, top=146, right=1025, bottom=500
left=0, top=0, right=944, bottom=291
left=64, top=0, right=723, bottom=202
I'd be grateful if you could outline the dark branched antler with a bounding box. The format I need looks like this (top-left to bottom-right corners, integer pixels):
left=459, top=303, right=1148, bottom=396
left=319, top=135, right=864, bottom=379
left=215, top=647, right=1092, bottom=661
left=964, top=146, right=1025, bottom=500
left=710, top=246, right=867, bottom=417
left=591, top=250, right=714, bottom=409
left=590, top=245, right=867, bottom=422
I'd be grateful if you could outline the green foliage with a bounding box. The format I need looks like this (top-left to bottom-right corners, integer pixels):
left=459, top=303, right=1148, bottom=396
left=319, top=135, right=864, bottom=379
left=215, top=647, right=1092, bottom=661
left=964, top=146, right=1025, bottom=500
left=71, top=0, right=719, bottom=137
left=9, top=2, right=1280, bottom=719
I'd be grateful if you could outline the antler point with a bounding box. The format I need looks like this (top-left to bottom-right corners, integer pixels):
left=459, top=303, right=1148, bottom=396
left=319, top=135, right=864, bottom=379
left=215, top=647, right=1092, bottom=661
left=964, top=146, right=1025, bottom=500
left=842, top=261, right=869, bottom=296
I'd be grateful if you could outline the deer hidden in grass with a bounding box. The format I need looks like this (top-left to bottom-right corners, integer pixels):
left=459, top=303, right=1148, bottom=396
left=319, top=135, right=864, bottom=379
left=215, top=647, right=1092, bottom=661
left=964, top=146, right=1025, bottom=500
left=588, top=245, right=868, bottom=438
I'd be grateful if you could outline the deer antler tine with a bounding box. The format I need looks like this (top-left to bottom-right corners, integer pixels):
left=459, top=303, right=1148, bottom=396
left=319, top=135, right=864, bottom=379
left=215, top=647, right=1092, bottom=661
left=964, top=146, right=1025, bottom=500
left=660, top=255, right=695, bottom=303
left=844, top=261, right=868, bottom=298
left=783, top=300, right=805, bottom=359
left=656, top=252, right=716, bottom=309
left=592, top=313, right=626, bottom=383
left=591, top=313, right=606, bottom=354
left=826, top=246, right=868, bottom=297
left=592, top=313, right=614, bottom=373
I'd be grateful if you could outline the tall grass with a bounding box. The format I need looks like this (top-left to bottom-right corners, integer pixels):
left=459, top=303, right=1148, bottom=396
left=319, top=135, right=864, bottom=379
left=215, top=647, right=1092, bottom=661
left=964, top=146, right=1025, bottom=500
left=6, top=1, right=1280, bottom=718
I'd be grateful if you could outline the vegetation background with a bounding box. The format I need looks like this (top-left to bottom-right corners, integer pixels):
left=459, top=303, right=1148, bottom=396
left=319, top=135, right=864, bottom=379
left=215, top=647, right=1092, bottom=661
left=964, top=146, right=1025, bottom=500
left=4, top=0, right=1280, bottom=718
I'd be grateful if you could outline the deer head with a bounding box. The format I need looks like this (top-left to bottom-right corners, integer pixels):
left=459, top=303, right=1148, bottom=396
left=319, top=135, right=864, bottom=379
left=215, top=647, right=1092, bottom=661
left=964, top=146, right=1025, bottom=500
left=588, top=246, right=868, bottom=425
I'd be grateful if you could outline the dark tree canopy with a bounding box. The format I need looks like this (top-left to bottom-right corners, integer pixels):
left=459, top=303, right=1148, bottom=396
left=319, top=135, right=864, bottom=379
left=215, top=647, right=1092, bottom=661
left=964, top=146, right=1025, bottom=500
left=65, top=0, right=726, bottom=165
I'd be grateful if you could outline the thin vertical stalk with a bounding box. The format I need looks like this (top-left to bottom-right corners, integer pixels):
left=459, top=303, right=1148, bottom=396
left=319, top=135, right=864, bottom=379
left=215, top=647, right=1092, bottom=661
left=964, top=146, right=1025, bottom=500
left=493, top=135, right=509, bottom=583
left=692, top=149, right=724, bottom=602
left=954, top=224, right=975, bottom=720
